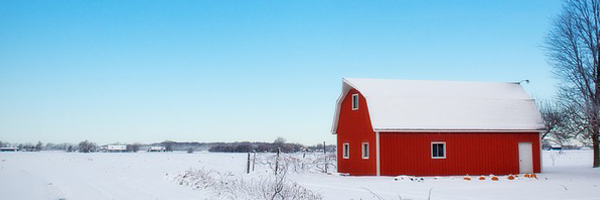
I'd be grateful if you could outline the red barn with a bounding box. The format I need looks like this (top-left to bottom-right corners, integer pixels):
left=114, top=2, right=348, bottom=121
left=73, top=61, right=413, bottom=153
left=332, top=78, right=544, bottom=176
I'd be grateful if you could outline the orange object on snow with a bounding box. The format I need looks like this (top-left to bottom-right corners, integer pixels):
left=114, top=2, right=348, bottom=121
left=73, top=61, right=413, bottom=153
left=524, top=174, right=530, bottom=178
left=507, top=175, right=515, bottom=180
left=479, top=176, right=485, bottom=180
left=531, top=174, right=538, bottom=179
left=464, top=174, right=471, bottom=181
left=491, top=176, right=499, bottom=181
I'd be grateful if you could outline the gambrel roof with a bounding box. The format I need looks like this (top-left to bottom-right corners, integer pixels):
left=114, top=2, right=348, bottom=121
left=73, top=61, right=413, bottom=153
left=331, top=78, right=544, bottom=134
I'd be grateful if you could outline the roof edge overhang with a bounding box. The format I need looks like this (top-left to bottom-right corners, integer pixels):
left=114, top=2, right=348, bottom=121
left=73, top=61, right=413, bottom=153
left=331, top=78, right=361, bottom=134
left=373, top=128, right=545, bottom=133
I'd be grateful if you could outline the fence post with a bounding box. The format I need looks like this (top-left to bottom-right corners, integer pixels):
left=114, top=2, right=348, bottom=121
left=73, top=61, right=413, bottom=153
left=247, top=151, right=251, bottom=174
left=302, top=150, right=306, bottom=170
left=323, top=141, right=327, bottom=174
left=252, top=151, right=256, bottom=172
left=275, top=147, right=280, bottom=175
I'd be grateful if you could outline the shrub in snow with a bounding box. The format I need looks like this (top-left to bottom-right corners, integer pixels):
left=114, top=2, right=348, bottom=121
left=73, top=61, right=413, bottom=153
left=171, top=168, right=322, bottom=200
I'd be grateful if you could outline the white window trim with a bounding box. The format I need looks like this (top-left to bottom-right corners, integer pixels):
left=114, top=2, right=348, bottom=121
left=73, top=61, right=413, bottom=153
left=352, top=94, right=359, bottom=110
left=362, top=142, right=369, bottom=159
left=431, top=142, right=446, bottom=159
left=343, top=143, right=350, bottom=159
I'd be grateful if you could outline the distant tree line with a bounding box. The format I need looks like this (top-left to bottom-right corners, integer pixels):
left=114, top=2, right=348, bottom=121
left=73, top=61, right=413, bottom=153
left=0, top=141, right=44, bottom=151
left=208, top=137, right=335, bottom=153
left=0, top=138, right=335, bottom=154
left=0, top=140, right=97, bottom=153
left=208, top=142, right=304, bottom=153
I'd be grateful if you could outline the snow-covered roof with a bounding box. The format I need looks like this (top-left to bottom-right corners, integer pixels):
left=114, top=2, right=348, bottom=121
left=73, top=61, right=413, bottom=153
left=331, top=78, right=544, bottom=134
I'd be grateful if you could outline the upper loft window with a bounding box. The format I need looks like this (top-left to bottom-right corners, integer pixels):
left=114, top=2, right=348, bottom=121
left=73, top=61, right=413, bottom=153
left=352, top=94, right=359, bottom=110
left=431, top=142, right=446, bottom=159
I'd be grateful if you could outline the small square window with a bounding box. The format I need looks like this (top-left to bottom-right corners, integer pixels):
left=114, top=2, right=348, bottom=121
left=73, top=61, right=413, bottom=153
left=343, top=143, right=349, bottom=159
left=352, top=94, right=359, bottom=110
left=362, top=142, right=369, bottom=159
left=431, top=142, right=446, bottom=159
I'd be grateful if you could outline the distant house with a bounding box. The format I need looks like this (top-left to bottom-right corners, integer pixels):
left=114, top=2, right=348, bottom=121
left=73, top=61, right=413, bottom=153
left=103, top=145, right=127, bottom=153
left=332, top=78, right=544, bottom=176
left=148, top=146, right=166, bottom=152
left=0, top=147, right=18, bottom=152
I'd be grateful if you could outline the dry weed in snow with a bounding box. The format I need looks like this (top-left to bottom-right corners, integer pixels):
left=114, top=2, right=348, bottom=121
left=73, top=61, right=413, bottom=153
left=255, top=152, right=337, bottom=174
left=171, top=168, right=322, bottom=200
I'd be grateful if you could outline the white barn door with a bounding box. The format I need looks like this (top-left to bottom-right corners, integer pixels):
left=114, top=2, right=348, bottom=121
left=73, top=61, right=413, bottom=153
left=518, top=142, right=533, bottom=174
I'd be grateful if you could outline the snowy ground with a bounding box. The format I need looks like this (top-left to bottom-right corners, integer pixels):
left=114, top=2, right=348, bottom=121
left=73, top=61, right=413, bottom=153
left=0, top=150, right=599, bottom=200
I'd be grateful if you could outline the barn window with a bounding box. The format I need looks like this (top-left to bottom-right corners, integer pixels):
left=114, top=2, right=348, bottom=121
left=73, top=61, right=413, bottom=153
left=352, top=94, right=359, bottom=110
left=362, top=142, right=369, bottom=159
left=343, top=143, right=350, bottom=159
left=431, top=142, right=446, bottom=159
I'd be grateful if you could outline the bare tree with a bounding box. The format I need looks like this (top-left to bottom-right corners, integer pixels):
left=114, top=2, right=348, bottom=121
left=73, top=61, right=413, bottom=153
left=78, top=140, right=97, bottom=153
left=545, top=0, right=600, bottom=167
left=540, top=102, right=573, bottom=147
left=541, top=103, right=566, bottom=139
left=126, top=143, right=141, bottom=152
left=35, top=141, right=44, bottom=151
left=274, top=137, right=286, bottom=144
left=162, top=140, right=175, bottom=152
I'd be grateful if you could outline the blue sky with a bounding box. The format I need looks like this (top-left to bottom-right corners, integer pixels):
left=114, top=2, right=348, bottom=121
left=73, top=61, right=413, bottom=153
left=0, top=0, right=562, bottom=145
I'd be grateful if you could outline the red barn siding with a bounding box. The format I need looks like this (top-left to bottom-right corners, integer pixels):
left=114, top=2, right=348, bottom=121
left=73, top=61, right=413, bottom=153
left=336, top=89, right=377, bottom=175
left=380, top=132, right=541, bottom=176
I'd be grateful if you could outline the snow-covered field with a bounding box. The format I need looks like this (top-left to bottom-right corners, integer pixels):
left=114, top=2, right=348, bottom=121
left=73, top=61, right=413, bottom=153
left=0, top=150, right=599, bottom=200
